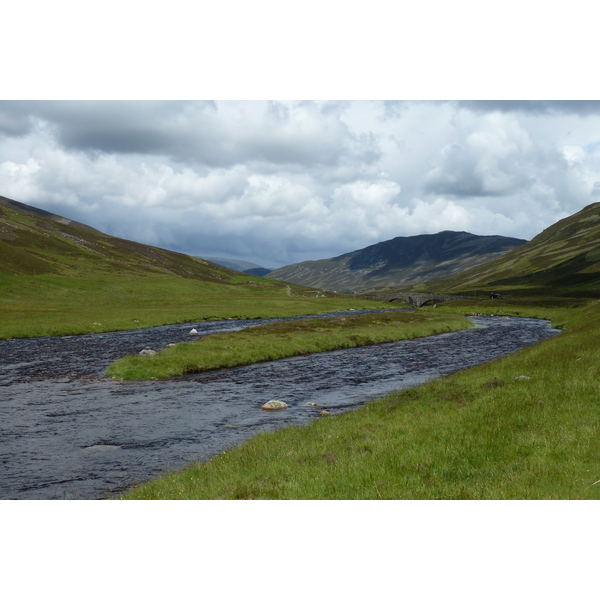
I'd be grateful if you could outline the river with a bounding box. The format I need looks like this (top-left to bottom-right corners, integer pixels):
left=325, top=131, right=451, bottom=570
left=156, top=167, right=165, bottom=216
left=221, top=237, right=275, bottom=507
left=0, top=310, right=560, bottom=500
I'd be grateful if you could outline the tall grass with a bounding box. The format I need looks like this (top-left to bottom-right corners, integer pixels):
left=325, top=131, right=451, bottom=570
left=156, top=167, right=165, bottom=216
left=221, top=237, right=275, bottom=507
left=123, top=298, right=600, bottom=499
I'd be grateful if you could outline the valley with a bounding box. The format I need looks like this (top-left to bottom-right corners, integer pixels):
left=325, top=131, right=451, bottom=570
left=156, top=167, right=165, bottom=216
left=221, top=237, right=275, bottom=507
left=2, top=194, right=600, bottom=500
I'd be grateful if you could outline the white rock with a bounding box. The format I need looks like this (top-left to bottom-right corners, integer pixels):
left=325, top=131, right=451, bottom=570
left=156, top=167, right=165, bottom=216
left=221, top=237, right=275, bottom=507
left=139, top=349, right=157, bottom=357
left=261, top=400, right=288, bottom=410
left=188, top=328, right=199, bottom=335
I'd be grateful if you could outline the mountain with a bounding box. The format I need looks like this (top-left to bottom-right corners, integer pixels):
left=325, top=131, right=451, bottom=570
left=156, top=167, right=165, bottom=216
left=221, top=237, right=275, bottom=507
left=243, top=267, right=273, bottom=277
left=0, top=195, right=245, bottom=282
left=266, top=231, right=526, bottom=292
left=415, top=202, right=600, bottom=294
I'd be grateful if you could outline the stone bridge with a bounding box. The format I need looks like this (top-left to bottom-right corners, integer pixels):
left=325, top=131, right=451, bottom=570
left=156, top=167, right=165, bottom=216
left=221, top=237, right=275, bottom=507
left=360, top=292, right=469, bottom=308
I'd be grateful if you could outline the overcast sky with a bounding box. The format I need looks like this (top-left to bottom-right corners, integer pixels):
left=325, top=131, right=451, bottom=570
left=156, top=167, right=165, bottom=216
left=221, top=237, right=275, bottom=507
left=2, top=100, right=599, bottom=267
left=2, top=3, right=598, bottom=268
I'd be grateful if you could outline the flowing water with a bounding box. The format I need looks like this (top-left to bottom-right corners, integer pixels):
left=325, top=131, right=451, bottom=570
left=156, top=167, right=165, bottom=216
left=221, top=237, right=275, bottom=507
left=0, top=310, right=560, bottom=500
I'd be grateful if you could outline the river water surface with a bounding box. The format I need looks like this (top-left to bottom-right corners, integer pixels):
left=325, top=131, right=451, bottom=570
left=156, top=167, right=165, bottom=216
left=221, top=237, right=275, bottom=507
left=0, top=310, right=560, bottom=500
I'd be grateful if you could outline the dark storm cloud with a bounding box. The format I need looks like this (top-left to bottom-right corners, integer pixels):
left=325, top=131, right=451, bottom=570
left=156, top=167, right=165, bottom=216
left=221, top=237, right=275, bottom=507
left=0, top=100, right=362, bottom=170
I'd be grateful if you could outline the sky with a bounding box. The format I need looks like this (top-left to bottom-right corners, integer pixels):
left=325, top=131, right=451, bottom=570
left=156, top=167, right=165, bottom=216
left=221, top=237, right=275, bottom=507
left=1, top=3, right=598, bottom=270
left=2, top=99, right=600, bottom=268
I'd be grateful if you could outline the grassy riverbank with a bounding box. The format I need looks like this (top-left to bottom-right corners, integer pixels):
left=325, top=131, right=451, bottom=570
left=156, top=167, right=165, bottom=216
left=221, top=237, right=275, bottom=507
left=107, top=311, right=473, bottom=379
left=123, top=298, right=600, bottom=499
left=0, top=273, right=391, bottom=339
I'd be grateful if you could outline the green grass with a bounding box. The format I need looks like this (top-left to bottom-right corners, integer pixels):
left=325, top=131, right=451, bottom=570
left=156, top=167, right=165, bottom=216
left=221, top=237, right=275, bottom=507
left=106, top=310, right=474, bottom=379
left=122, top=298, right=600, bottom=499
left=0, top=273, right=392, bottom=339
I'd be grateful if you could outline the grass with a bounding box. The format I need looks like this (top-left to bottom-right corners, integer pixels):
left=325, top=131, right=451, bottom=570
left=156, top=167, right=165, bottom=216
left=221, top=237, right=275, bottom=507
left=106, top=310, right=474, bottom=379
left=0, top=273, right=392, bottom=339
left=0, top=199, right=395, bottom=338
left=122, top=297, right=600, bottom=499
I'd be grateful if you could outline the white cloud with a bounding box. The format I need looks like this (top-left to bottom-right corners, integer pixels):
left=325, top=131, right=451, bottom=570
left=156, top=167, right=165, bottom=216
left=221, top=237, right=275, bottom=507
left=2, top=100, right=600, bottom=267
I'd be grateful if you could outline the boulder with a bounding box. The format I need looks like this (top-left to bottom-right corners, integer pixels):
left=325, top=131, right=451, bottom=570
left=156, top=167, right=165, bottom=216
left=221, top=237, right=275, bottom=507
left=188, top=328, right=199, bottom=335
left=261, top=400, right=288, bottom=410
left=139, top=349, right=157, bottom=357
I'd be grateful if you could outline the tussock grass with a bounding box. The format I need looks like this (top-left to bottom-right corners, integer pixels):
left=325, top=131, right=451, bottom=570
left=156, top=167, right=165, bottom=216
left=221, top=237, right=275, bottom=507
left=107, top=311, right=473, bottom=379
left=123, top=298, right=600, bottom=500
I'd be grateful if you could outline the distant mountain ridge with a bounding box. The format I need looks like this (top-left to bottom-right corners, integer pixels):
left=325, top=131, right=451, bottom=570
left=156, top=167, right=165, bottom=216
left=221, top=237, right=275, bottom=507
left=201, top=257, right=273, bottom=277
left=267, top=231, right=527, bottom=292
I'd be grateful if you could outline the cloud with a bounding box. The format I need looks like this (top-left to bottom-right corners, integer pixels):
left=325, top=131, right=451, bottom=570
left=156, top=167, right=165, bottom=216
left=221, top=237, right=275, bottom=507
left=2, top=100, right=600, bottom=267
left=0, top=100, right=368, bottom=171
left=457, top=100, right=600, bottom=116
left=423, top=113, right=535, bottom=197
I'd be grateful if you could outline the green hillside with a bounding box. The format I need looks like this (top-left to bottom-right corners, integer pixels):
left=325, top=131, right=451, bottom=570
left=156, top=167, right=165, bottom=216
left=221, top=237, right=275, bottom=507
left=0, top=195, right=387, bottom=338
left=0, top=195, right=244, bottom=281
left=414, top=202, right=600, bottom=296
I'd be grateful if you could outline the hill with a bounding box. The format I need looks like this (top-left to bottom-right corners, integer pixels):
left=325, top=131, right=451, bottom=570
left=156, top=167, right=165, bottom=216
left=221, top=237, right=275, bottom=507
left=414, top=202, right=600, bottom=295
left=0, top=195, right=387, bottom=338
left=0, top=195, right=242, bottom=281
left=267, top=231, right=526, bottom=292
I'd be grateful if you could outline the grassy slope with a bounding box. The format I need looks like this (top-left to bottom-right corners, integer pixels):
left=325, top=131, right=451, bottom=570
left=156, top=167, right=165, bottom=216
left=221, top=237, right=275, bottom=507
left=0, top=196, right=391, bottom=337
left=106, top=310, right=474, bottom=379
left=123, top=298, right=600, bottom=500
left=413, top=202, right=600, bottom=295
left=0, top=272, right=391, bottom=339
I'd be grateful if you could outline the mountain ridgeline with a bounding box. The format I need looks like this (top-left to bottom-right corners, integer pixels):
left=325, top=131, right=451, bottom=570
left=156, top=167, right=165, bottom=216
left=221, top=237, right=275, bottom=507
left=414, top=202, right=600, bottom=295
left=266, top=231, right=527, bottom=292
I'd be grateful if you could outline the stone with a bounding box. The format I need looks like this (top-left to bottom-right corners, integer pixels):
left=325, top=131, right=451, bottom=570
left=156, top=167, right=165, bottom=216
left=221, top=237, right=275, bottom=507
left=188, top=328, right=199, bottom=335
left=319, top=410, right=330, bottom=417
left=139, top=349, right=157, bottom=357
left=514, top=375, right=532, bottom=380
left=261, top=400, right=288, bottom=410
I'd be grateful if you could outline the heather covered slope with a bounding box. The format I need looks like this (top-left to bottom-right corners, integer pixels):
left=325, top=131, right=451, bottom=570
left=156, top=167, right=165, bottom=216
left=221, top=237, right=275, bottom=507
left=267, top=231, right=526, bottom=292
left=414, top=202, right=600, bottom=295
left=0, top=195, right=239, bottom=281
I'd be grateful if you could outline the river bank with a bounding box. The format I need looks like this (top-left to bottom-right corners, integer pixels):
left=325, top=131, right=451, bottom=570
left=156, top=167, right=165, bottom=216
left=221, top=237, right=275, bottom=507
left=123, top=299, right=600, bottom=500
left=0, top=311, right=559, bottom=499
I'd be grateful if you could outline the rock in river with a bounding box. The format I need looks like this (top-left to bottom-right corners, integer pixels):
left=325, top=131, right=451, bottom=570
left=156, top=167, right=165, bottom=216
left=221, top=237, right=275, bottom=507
left=261, top=400, right=288, bottom=410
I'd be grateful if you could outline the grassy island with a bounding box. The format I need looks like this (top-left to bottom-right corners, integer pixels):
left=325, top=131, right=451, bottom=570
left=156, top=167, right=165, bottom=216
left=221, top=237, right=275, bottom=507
left=107, top=310, right=474, bottom=380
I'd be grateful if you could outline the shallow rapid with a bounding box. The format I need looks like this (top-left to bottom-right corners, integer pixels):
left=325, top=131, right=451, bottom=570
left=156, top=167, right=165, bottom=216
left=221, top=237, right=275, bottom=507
left=0, top=311, right=560, bottom=499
